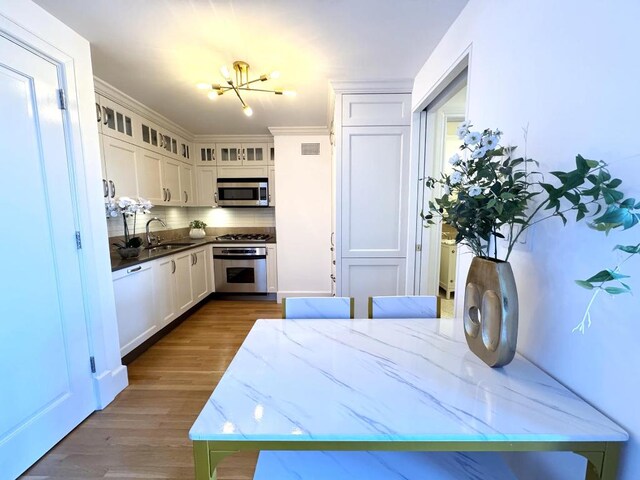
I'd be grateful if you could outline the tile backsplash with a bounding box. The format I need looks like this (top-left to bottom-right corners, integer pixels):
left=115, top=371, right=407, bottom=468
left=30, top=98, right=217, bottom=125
left=106, top=206, right=275, bottom=237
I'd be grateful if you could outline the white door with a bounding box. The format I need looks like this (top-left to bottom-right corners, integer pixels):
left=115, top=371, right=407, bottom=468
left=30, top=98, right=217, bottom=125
left=0, top=37, right=95, bottom=478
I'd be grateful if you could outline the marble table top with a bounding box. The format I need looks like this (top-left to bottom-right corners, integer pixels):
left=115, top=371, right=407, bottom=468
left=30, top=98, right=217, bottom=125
left=189, top=319, right=627, bottom=443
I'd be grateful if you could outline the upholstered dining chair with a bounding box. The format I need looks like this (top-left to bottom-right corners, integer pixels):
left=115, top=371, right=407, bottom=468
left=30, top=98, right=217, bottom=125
left=282, top=297, right=354, bottom=319
left=368, top=295, right=440, bottom=319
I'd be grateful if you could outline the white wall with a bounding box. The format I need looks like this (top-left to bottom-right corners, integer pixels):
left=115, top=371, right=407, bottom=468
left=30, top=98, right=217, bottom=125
left=413, top=1, right=640, bottom=478
left=272, top=132, right=332, bottom=299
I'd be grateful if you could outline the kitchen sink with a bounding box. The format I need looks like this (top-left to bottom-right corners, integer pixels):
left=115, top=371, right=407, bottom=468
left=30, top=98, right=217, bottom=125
left=147, top=242, right=195, bottom=252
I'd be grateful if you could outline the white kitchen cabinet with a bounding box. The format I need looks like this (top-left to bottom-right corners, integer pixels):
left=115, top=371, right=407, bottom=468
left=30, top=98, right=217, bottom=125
left=173, top=250, right=194, bottom=315
left=196, top=166, right=217, bottom=206
left=153, top=256, right=177, bottom=327
left=268, top=166, right=276, bottom=206
left=268, top=142, right=275, bottom=165
left=196, top=143, right=217, bottom=165
left=112, top=263, right=158, bottom=356
left=137, top=147, right=164, bottom=204
left=242, top=143, right=269, bottom=166
left=205, top=244, right=215, bottom=294
left=439, top=242, right=457, bottom=299
left=162, top=156, right=181, bottom=205
left=217, top=165, right=268, bottom=178
left=217, top=143, right=243, bottom=165
left=101, top=135, right=139, bottom=200
left=191, top=247, right=209, bottom=302
left=267, top=244, right=278, bottom=293
left=140, top=120, right=179, bottom=158
left=179, top=162, right=195, bottom=206
left=333, top=90, right=411, bottom=308
left=97, top=94, right=137, bottom=143
left=179, top=138, right=193, bottom=163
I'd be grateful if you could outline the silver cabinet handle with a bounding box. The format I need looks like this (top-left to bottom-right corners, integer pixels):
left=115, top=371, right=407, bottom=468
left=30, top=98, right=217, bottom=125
left=109, top=180, right=115, bottom=198
left=242, top=148, right=246, bottom=161
left=167, top=189, right=171, bottom=202
left=159, top=135, right=164, bottom=148
left=162, top=188, right=167, bottom=202
left=184, top=191, right=188, bottom=203
left=195, top=254, right=198, bottom=265
left=102, top=106, right=109, bottom=125
left=171, top=259, right=176, bottom=274
left=96, top=103, right=102, bottom=123
left=127, top=266, right=142, bottom=273
left=103, top=179, right=108, bottom=198
left=214, top=192, right=218, bottom=204
left=331, top=232, right=335, bottom=247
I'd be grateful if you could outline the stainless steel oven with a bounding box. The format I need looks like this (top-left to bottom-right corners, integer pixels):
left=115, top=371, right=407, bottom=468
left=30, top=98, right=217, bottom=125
left=216, top=178, right=268, bottom=207
left=213, top=247, right=267, bottom=293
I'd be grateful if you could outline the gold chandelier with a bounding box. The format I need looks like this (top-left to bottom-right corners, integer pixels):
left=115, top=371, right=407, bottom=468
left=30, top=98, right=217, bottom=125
left=197, top=60, right=296, bottom=117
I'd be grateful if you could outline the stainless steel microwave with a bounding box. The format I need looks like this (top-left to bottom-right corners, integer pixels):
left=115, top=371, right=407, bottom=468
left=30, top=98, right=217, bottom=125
left=216, top=178, right=269, bottom=207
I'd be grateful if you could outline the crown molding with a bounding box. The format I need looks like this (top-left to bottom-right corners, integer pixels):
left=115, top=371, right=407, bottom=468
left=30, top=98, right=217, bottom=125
left=329, top=79, right=413, bottom=95
left=94, top=77, right=194, bottom=140
left=193, top=134, right=274, bottom=143
left=268, top=126, right=329, bottom=136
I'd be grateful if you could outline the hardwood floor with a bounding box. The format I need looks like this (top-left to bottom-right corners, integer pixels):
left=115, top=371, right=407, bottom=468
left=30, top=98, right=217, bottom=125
left=21, top=299, right=282, bottom=480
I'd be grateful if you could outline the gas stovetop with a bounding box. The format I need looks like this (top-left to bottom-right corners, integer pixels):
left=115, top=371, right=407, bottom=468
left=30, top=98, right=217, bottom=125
left=215, top=233, right=273, bottom=242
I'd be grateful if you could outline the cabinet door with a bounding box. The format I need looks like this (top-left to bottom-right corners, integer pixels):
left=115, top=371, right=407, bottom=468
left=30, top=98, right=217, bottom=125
left=196, top=166, right=217, bottom=207
left=112, top=263, right=157, bottom=356
left=140, top=121, right=161, bottom=151
left=217, top=143, right=242, bottom=165
left=173, top=251, right=194, bottom=314
left=179, top=162, right=194, bottom=206
left=102, top=135, right=139, bottom=199
left=266, top=244, right=278, bottom=293
left=268, top=142, right=275, bottom=165
left=205, top=244, right=215, bottom=294
left=268, top=166, right=276, bottom=206
left=179, top=137, right=193, bottom=164
left=341, top=126, right=409, bottom=257
left=342, top=93, right=412, bottom=126
left=191, top=248, right=209, bottom=302
left=137, top=148, right=164, bottom=204
left=98, top=95, right=136, bottom=142
left=153, top=256, right=177, bottom=326
left=217, top=166, right=267, bottom=178
left=162, top=156, right=181, bottom=205
left=242, top=143, right=268, bottom=166
left=341, top=257, right=406, bottom=318
left=196, top=143, right=216, bottom=165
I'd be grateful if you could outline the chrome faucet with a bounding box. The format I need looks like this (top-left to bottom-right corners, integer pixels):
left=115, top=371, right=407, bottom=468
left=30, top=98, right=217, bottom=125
left=146, top=217, right=167, bottom=246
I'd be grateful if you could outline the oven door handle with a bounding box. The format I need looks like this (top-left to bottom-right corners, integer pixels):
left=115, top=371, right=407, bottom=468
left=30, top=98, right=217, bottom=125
left=213, top=255, right=267, bottom=260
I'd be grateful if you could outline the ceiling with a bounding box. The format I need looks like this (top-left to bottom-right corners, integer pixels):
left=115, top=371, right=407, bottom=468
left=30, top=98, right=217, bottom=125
left=34, top=0, right=468, bottom=135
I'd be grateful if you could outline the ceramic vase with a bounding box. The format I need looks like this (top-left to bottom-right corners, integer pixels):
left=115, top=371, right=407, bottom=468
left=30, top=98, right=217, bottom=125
left=189, top=228, right=206, bottom=239
left=463, top=256, right=518, bottom=368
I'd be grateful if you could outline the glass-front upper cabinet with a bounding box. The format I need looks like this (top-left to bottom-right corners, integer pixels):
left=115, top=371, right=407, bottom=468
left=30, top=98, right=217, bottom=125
left=96, top=94, right=136, bottom=142
left=196, top=144, right=216, bottom=165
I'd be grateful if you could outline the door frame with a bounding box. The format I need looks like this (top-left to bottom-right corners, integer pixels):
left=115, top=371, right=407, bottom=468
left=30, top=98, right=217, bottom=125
left=406, top=47, right=472, bottom=318
left=0, top=2, right=128, bottom=409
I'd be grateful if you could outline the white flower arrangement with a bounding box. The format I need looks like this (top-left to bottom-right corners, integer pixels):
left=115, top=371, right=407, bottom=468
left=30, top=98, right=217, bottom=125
left=106, top=196, right=153, bottom=249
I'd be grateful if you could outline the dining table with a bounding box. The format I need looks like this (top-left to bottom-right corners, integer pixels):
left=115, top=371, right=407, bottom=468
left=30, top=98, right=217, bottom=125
left=189, top=318, right=628, bottom=479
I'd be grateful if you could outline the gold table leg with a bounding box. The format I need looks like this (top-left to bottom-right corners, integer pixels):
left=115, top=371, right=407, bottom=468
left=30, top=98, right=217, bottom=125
left=193, top=441, right=236, bottom=480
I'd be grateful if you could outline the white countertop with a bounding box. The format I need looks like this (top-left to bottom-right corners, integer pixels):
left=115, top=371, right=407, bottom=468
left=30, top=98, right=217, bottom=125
left=190, top=318, right=627, bottom=443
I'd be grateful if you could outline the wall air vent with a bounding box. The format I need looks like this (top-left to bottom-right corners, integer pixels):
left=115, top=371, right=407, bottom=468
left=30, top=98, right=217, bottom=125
left=301, top=143, right=321, bottom=156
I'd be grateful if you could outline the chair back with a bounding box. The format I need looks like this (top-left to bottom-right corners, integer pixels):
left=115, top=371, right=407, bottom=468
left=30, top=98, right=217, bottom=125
left=283, top=297, right=354, bottom=319
left=368, top=295, right=439, bottom=319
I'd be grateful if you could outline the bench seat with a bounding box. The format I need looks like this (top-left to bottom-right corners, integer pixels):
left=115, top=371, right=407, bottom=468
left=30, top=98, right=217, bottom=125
left=254, top=450, right=516, bottom=479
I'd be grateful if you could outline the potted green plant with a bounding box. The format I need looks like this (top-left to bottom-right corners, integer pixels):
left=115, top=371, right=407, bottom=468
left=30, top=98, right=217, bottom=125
left=189, top=220, right=207, bottom=239
left=106, top=196, right=153, bottom=258
left=424, top=122, right=613, bottom=366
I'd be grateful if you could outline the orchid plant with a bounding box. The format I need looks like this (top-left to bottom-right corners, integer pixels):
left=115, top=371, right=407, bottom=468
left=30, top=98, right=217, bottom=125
left=106, top=196, right=153, bottom=249
left=423, top=121, right=615, bottom=262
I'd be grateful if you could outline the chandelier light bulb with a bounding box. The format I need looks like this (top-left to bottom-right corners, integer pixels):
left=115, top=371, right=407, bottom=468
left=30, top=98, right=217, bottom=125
left=220, top=65, right=231, bottom=80
left=196, top=82, right=211, bottom=90
left=207, top=91, right=218, bottom=100
left=283, top=90, right=297, bottom=97
left=243, top=105, right=254, bottom=117
left=269, top=71, right=281, bottom=79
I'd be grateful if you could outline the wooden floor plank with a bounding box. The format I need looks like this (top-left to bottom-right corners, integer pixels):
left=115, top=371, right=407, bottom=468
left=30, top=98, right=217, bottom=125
left=21, top=299, right=281, bottom=480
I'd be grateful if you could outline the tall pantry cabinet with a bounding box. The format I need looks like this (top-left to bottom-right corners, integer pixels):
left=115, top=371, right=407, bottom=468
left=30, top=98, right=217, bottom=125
left=332, top=85, right=412, bottom=317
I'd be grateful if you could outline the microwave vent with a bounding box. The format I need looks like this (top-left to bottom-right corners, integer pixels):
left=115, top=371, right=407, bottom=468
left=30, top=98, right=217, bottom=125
left=301, top=143, right=320, bottom=155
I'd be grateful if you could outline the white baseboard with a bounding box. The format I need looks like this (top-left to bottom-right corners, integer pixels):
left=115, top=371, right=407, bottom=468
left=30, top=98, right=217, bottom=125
left=276, top=291, right=333, bottom=303
left=93, top=365, right=128, bottom=410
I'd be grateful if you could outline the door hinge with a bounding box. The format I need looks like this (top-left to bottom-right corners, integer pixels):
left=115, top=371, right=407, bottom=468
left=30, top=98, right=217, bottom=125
left=57, top=88, right=67, bottom=110
left=75, top=231, right=82, bottom=249
left=416, top=243, right=422, bottom=252
left=90, top=356, right=96, bottom=373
